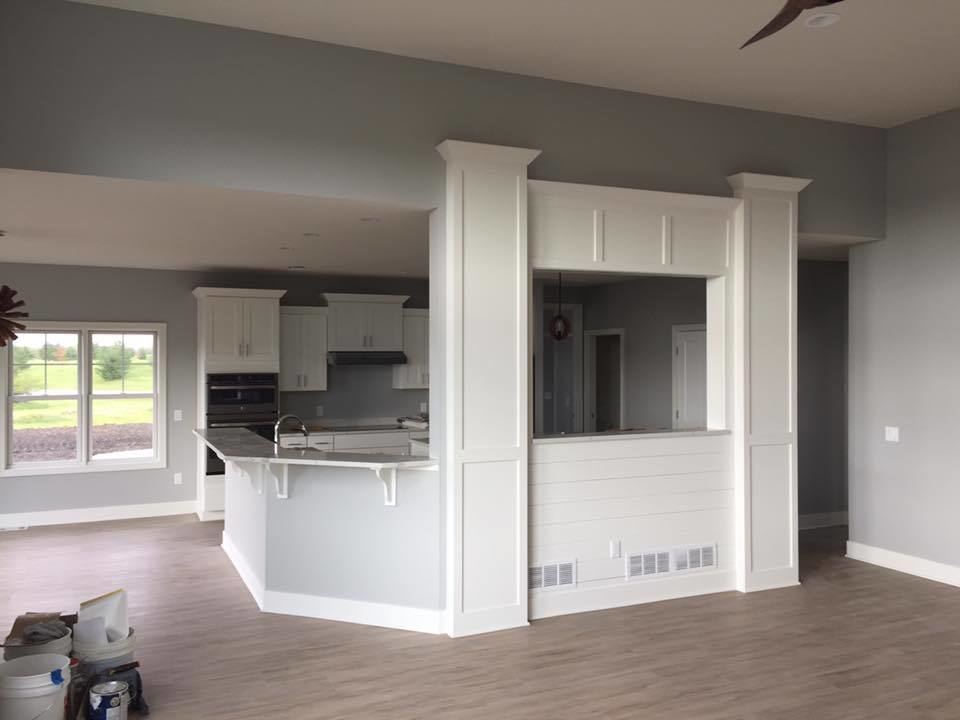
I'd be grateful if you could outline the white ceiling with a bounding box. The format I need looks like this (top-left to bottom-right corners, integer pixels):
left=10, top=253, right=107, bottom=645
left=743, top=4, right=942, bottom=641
left=72, top=0, right=960, bottom=127
left=0, top=170, right=430, bottom=277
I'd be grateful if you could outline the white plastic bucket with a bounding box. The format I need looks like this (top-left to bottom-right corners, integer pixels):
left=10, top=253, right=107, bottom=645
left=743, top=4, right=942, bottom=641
left=3, top=628, right=73, bottom=661
left=0, top=653, right=71, bottom=720
left=72, top=626, right=136, bottom=674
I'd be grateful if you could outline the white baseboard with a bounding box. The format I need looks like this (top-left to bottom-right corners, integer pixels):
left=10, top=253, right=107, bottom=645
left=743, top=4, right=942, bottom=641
left=531, top=569, right=736, bottom=620
left=846, top=541, right=960, bottom=589
left=799, top=511, right=848, bottom=530
left=0, top=500, right=198, bottom=530
left=197, top=510, right=225, bottom=522
left=221, top=532, right=442, bottom=634
left=742, top=566, right=800, bottom=592
left=221, top=531, right=266, bottom=609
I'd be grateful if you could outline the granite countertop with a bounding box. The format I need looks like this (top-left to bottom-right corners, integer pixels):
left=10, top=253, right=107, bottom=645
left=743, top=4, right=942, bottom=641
left=194, top=428, right=436, bottom=470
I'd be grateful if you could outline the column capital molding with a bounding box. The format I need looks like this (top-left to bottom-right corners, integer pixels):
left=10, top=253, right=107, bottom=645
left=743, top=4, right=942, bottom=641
left=437, top=140, right=541, bottom=167
left=727, top=173, right=812, bottom=194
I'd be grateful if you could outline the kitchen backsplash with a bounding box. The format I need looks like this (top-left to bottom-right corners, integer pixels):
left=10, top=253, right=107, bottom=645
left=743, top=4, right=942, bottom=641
left=280, top=365, right=427, bottom=422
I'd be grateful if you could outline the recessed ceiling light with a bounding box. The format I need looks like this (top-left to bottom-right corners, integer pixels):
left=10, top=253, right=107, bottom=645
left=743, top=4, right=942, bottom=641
left=359, top=217, right=381, bottom=223
left=287, top=265, right=305, bottom=271
left=279, top=246, right=290, bottom=251
left=805, top=12, right=840, bottom=28
left=302, top=232, right=321, bottom=238
left=0, top=230, right=6, bottom=237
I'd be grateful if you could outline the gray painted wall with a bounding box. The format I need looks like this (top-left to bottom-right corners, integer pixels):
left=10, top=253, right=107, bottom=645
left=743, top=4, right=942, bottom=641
left=849, top=108, right=960, bottom=565
left=0, top=262, right=428, bottom=515
left=537, top=277, right=706, bottom=432
left=798, top=260, right=848, bottom=516
left=1, top=0, right=885, bottom=237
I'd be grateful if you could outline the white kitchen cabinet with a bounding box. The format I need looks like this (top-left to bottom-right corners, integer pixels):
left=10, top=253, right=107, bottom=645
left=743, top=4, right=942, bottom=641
left=393, top=309, right=429, bottom=389
left=279, top=307, right=328, bottom=392
left=279, top=433, right=333, bottom=450
left=323, top=294, right=408, bottom=352
left=194, top=288, right=285, bottom=372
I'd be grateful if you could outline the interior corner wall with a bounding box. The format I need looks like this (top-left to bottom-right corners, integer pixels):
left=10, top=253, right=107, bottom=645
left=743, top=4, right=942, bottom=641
left=848, top=107, right=960, bottom=567
left=797, top=260, right=848, bottom=516
left=1, top=0, right=885, bottom=237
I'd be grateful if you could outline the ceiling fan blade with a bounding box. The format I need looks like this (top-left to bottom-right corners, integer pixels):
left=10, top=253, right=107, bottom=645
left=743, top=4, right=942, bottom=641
left=741, top=0, right=805, bottom=49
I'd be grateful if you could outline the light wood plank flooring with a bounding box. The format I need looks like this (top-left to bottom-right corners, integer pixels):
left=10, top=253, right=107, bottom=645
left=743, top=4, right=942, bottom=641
left=2, top=518, right=959, bottom=719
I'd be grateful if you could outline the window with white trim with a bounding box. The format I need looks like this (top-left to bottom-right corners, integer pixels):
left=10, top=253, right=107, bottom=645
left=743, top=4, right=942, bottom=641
left=1, top=322, right=166, bottom=475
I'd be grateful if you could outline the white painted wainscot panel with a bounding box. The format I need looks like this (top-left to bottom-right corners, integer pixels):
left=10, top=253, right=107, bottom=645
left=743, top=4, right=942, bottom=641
left=530, top=432, right=734, bottom=619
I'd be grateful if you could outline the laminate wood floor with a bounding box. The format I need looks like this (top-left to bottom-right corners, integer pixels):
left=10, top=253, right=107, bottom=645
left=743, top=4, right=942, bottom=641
left=2, top=517, right=959, bottom=719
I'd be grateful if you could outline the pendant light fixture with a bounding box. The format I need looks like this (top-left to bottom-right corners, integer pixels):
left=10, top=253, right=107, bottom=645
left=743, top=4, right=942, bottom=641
left=550, top=272, right=571, bottom=341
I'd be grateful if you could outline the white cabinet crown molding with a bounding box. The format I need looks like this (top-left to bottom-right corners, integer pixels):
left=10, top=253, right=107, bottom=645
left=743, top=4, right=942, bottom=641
left=280, top=305, right=329, bottom=315
left=193, top=287, right=287, bottom=299
left=727, top=173, right=813, bottom=194
left=321, top=293, right=409, bottom=305
left=436, top=139, right=541, bottom=167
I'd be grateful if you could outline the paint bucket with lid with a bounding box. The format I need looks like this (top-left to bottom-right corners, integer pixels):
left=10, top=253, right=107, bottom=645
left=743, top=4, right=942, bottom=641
left=72, top=626, right=136, bottom=674
left=88, top=680, right=130, bottom=720
left=0, top=653, right=71, bottom=720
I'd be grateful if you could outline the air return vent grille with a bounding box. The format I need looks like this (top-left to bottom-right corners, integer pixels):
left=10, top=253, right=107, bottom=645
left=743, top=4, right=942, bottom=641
left=529, top=561, right=576, bottom=591
left=627, top=544, right=718, bottom=580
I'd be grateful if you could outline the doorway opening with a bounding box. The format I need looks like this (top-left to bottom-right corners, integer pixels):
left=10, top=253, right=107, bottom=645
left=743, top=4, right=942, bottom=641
left=671, top=324, right=707, bottom=430
left=584, top=330, right=625, bottom=432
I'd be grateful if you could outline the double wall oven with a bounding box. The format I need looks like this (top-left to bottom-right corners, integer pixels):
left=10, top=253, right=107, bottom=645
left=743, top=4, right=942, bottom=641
left=205, top=373, right=278, bottom=476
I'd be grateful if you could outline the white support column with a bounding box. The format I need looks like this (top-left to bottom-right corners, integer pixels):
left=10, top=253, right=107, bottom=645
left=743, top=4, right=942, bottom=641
left=437, top=140, right=541, bottom=637
left=728, top=172, right=812, bottom=593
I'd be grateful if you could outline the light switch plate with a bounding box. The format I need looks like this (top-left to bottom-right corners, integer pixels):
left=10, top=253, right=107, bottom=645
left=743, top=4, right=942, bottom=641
left=173, top=472, right=183, bottom=485
left=315, top=406, right=324, bottom=417
left=420, top=402, right=428, bottom=414
left=885, top=426, right=900, bottom=443
left=609, top=539, right=621, bottom=559
left=173, top=409, right=183, bottom=422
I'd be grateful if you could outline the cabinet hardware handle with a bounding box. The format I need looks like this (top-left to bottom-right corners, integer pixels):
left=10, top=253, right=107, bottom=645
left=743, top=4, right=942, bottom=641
left=239, top=342, right=243, bottom=356
left=246, top=343, right=251, bottom=356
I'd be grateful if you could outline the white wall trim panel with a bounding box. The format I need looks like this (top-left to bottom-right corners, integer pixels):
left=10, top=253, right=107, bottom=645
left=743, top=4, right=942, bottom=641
left=846, top=542, right=960, bottom=589
left=0, top=500, right=198, bottom=530
left=437, top=140, right=540, bottom=637
left=728, top=173, right=811, bottom=594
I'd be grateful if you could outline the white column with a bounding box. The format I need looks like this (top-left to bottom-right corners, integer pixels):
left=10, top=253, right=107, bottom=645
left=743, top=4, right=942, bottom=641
left=436, top=140, right=541, bottom=636
left=728, top=173, right=812, bottom=592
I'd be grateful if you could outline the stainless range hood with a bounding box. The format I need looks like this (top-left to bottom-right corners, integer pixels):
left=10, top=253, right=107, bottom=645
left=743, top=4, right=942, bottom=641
left=327, top=351, right=407, bottom=366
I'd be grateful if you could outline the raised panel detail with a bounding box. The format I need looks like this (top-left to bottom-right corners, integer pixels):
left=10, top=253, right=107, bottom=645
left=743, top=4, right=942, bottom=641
left=749, top=198, right=793, bottom=436
left=602, top=207, right=664, bottom=267
left=462, top=461, right=520, bottom=612
left=529, top=195, right=595, bottom=267
left=671, top=210, right=729, bottom=270
left=750, top=444, right=793, bottom=572
left=461, top=170, right=520, bottom=450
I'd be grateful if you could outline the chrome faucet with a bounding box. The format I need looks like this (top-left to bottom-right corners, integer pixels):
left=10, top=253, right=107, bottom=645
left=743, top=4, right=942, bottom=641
left=274, top=414, right=309, bottom=445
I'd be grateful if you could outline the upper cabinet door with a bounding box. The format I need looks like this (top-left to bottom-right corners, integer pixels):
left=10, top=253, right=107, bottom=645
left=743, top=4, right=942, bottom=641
left=278, top=312, right=302, bottom=391
left=206, top=297, right=244, bottom=365
left=367, top=303, right=404, bottom=350
left=244, top=298, right=280, bottom=365
left=300, top=313, right=328, bottom=391
left=393, top=310, right=429, bottom=389
left=328, top=302, right=368, bottom=351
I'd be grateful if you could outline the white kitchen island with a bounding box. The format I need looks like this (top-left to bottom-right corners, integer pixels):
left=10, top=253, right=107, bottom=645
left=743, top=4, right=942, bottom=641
left=194, top=428, right=444, bottom=633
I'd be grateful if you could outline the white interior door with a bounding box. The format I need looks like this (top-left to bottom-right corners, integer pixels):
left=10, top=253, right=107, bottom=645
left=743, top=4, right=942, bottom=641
left=673, top=325, right=707, bottom=429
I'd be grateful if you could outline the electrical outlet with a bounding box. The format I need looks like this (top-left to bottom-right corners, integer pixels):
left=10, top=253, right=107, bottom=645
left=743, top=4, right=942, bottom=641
left=420, top=402, right=428, bottom=414
left=609, top=539, right=621, bottom=559
left=173, top=409, right=183, bottom=422
left=315, top=405, right=324, bottom=417
left=173, top=472, right=183, bottom=485
left=885, top=426, right=900, bottom=443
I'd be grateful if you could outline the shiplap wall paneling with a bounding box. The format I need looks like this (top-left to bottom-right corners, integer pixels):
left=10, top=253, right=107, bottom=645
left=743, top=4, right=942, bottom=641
left=728, top=173, right=811, bottom=592
left=437, top=140, right=541, bottom=637
left=530, top=434, right=735, bottom=618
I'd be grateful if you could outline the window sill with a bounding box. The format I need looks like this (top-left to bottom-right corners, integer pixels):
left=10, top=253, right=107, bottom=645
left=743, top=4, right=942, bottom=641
left=0, top=459, right=167, bottom=478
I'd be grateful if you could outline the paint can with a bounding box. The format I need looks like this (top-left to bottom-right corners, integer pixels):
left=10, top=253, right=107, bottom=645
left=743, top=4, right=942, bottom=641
left=88, top=680, right=129, bottom=720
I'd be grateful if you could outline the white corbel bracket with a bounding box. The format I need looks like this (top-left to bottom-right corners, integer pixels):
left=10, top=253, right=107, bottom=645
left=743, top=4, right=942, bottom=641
left=228, top=461, right=264, bottom=495
left=265, top=462, right=290, bottom=499
left=375, top=467, right=397, bottom=506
